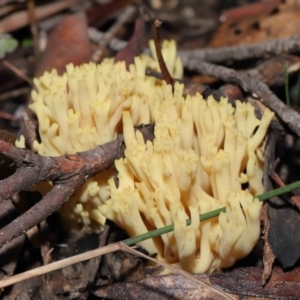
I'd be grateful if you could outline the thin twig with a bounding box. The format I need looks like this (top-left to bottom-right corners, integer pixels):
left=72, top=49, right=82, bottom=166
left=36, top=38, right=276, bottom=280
left=0, top=87, right=30, bottom=102
left=120, top=243, right=234, bottom=300
left=0, top=242, right=121, bottom=288
left=179, top=36, right=300, bottom=64
left=3, top=60, right=33, bottom=86
left=271, top=172, right=300, bottom=210
left=0, top=177, right=84, bottom=249
left=153, top=19, right=175, bottom=92
left=0, top=0, right=82, bottom=33
left=0, top=240, right=234, bottom=299
left=1, top=181, right=300, bottom=292
left=0, top=125, right=154, bottom=249
left=0, top=3, right=23, bottom=18
left=88, top=27, right=127, bottom=52
left=0, top=110, right=20, bottom=122
left=181, top=58, right=300, bottom=136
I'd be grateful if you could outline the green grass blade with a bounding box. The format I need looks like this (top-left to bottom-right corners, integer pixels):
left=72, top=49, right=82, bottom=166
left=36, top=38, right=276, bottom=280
left=123, top=180, right=300, bottom=246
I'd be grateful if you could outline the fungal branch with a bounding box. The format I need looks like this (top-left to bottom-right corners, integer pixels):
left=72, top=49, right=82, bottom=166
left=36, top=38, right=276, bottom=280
left=153, top=19, right=175, bottom=92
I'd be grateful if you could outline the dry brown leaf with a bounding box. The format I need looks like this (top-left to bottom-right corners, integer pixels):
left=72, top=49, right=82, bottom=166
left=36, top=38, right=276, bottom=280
left=93, top=273, right=238, bottom=300
left=35, top=12, right=90, bottom=77
left=210, top=1, right=300, bottom=47
left=210, top=266, right=300, bottom=299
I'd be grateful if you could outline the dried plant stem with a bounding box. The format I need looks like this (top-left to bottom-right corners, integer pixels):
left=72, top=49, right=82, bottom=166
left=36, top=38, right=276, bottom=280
left=1, top=181, right=300, bottom=291
left=3, top=60, right=33, bottom=86
left=153, top=19, right=175, bottom=92
left=0, top=242, right=121, bottom=289
left=0, top=111, right=19, bottom=122
left=0, top=242, right=234, bottom=299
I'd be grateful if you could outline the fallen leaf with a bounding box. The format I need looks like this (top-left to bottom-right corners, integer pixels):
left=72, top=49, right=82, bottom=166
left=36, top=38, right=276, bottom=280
left=93, top=273, right=236, bottom=300
left=35, top=12, right=90, bottom=77
left=268, top=196, right=300, bottom=268
left=0, top=129, right=16, bottom=144
left=254, top=54, right=300, bottom=86
left=210, top=1, right=300, bottom=47
left=210, top=266, right=300, bottom=299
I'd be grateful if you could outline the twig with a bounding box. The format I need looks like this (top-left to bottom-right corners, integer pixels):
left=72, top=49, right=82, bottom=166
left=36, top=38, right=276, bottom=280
left=0, top=3, right=23, bottom=18
left=0, top=242, right=121, bottom=289
left=0, top=125, right=154, bottom=249
left=3, top=60, right=33, bottom=86
left=0, top=177, right=84, bottom=249
left=88, top=27, right=127, bottom=52
left=271, top=172, right=300, bottom=210
left=1, top=180, right=300, bottom=293
left=0, top=0, right=82, bottom=33
left=0, top=110, right=19, bottom=122
left=0, top=87, right=30, bottom=102
left=181, top=58, right=300, bottom=136
left=179, top=36, right=300, bottom=64
left=120, top=244, right=234, bottom=300
left=153, top=19, right=175, bottom=92
left=0, top=241, right=234, bottom=299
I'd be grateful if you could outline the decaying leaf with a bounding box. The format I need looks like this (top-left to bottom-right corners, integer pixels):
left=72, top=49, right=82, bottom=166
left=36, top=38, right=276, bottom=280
left=210, top=266, right=300, bottom=299
left=35, top=12, right=90, bottom=77
left=268, top=196, right=300, bottom=268
left=210, top=1, right=300, bottom=47
left=92, top=273, right=237, bottom=300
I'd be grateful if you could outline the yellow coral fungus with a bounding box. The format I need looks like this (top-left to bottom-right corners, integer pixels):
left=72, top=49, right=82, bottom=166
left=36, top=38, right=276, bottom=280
left=16, top=38, right=274, bottom=272
left=16, top=40, right=183, bottom=231
left=99, top=86, right=274, bottom=272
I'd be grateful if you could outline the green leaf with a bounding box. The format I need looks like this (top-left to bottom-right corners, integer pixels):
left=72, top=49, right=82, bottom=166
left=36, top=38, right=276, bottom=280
left=0, top=35, right=18, bottom=59
left=21, top=38, right=33, bottom=48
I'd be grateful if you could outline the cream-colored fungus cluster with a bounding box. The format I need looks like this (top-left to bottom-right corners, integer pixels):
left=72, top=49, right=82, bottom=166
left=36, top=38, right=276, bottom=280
left=16, top=40, right=183, bottom=230
left=100, top=83, right=274, bottom=272
left=140, top=39, right=183, bottom=80
left=16, top=38, right=275, bottom=272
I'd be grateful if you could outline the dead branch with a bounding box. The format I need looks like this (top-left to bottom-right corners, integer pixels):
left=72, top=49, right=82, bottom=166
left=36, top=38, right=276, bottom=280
left=0, top=178, right=83, bottom=249
left=181, top=58, right=300, bottom=136
left=0, top=124, right=155, bottom=249
left=179, top=36, right=300, bottom=64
